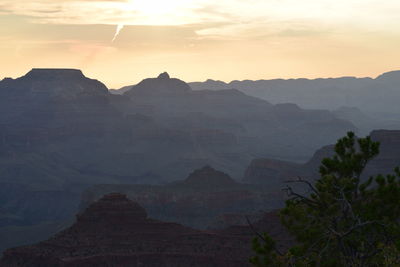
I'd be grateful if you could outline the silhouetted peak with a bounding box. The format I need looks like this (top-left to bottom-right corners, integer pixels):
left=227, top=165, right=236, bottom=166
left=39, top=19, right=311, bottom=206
left=77, top=193, right=147, bottom=223
left=157, top=72, right=170, bottom=79
left=124, top=73, right=191, bottom=97
left=183, top=166, right=236, bottom=187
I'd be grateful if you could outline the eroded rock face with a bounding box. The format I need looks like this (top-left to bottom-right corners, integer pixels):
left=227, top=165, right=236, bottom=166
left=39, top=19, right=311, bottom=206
left=0, top=68, right=118, bottom=147
left=1, top=68, right=109, bottom=98
left=0, top=193, right=257, bottom=267
left=244, top=130, right=400, bottom=185
left=0, top=69, right=358, bottom=255
left=79, top=167, right=284, bottom=229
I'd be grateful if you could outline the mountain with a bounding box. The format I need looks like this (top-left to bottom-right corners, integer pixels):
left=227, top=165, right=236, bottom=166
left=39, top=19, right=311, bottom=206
left=113, top=72, right=356, bottom=164
left=0, top=69, right=356, bottom=253
left=1, top=68, right=108, bottom=97
left=126, top=72, right=191, bottom=97
left=1, top=193, right=294, bottom=267
left=79, top=166, right=284, bottom=229
left=375, top=70, right=400, bottom=85
left=189, top=71, right=400, bottom=121
left=243, top=130, right=400, bottom=186
left=0, top=193, right=254, bottom=266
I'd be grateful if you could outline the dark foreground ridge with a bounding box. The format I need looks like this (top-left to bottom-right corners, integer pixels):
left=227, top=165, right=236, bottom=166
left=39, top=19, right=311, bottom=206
left=1, top=193, right=265, bottom=266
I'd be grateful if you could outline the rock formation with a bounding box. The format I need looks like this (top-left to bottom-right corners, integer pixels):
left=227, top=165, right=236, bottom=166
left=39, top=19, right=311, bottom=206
left=80, top=166, right=285, bottom=229
left=1, top=193, right=258, bottom=266
left=189, top=70, right=400, bottom=115
left=0, top=69, right=356, bottom=254
left=124, top=72, right=191, bottom=97
left=243, top=130, right=400, bottom=185
left=182, top=165, right=237, bottom=188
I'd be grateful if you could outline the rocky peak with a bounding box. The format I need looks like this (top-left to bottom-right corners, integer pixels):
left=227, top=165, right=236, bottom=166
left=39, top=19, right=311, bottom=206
left=183, top=165, right=237, bottom=187
left=124, top=73, right=191, bottom=97
left=157, top=72, right=170, bottom=79
left=76, top=193, right=147, bottom=224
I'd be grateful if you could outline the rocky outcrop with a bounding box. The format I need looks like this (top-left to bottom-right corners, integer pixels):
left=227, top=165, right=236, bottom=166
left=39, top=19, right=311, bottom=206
left=116, top=73, right=356, bottom=163
left=124, top=72, right=191, bottom=97
left=244, top=130, right=400, bottom=185
left=1, top=193, right=258, bottom=266
left=80, top=167, right=285, bottom=229
left=1, top=68, right=109, bottom=98
left=182, top=166, right=237, bottom=188
left=0, top=69, right=358, bottom=254
left=0, top=68, right=119, bottom=148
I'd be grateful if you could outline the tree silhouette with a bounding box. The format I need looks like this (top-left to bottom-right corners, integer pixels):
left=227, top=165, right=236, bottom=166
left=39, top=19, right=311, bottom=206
left=251, top=132, right=400, bottom=266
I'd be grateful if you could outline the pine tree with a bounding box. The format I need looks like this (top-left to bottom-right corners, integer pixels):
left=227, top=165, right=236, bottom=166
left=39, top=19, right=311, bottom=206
left=251, top=132, right=400, bottom=266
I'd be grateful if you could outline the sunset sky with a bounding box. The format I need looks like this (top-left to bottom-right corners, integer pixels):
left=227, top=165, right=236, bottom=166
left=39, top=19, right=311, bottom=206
left=1, top=0, right=400, bottom=88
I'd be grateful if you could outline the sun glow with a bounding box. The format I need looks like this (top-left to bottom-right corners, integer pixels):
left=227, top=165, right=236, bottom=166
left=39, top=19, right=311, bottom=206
left=120, top=0, right=202, bottom=25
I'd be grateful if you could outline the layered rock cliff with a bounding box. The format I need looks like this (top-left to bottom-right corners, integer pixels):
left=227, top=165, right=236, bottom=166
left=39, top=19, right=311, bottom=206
left=1, top=193, right=256, bottom=266
left=0, top=69, right=357, bottom=254
left=80, top=166, right=285, bottom=229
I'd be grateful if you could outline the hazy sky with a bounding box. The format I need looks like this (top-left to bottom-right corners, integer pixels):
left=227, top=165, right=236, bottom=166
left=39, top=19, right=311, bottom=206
left=1, top=0, right=400, bottom=88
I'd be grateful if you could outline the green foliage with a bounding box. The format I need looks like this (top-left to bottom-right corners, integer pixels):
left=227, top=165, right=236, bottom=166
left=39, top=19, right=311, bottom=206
left=251, top=132, right=400, bottom=266
left=250, top=233, right=283, bottom=266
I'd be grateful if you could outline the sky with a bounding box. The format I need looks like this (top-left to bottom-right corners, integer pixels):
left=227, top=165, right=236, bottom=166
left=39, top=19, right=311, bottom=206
left=1, top=0, right=400, bottom=88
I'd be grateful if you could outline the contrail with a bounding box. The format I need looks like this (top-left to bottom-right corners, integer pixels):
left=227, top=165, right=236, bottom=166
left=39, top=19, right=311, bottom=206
left=112, top=24, right=124, bottom=42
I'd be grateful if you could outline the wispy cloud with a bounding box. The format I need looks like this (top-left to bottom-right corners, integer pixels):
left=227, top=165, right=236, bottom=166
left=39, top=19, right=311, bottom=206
left=1, top=0, right=400, bottom=38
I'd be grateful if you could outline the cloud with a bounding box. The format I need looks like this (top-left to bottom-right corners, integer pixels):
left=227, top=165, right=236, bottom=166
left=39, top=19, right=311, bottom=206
left=1, top=0, right=400, bottom=39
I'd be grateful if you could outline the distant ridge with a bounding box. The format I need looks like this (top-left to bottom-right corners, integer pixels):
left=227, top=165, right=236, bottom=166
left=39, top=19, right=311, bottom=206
left=188, top=70, right=400, bottom=114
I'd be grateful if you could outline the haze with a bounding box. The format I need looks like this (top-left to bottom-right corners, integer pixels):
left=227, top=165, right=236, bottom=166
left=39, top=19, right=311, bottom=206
left=1, top=0, right=400, bottom=88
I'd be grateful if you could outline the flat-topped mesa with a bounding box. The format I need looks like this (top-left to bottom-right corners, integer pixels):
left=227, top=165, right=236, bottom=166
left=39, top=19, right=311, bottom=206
left=2, top=68, right=110, bottom=96
left=23, top=68, right=85, bottom=80
left=124, top=72, right=191, bottom=97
